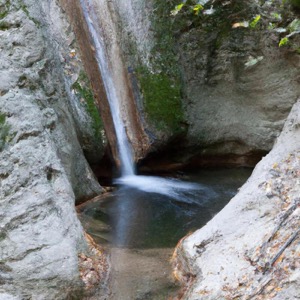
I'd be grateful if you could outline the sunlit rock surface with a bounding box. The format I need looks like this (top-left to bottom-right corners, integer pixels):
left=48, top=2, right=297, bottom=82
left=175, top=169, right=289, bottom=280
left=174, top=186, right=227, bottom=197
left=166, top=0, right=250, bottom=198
left=173, top=99, right=300, bottom=299
left=0, top=0, right=105, bottom=298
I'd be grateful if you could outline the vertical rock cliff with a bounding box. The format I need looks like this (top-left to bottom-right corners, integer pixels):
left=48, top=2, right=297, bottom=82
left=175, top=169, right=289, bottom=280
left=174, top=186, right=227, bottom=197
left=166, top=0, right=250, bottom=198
left=0, top=0, right=106, bottom=298
left=60, top=0, right=151, bottom=166
left=107, top=0, right=300, bottom=168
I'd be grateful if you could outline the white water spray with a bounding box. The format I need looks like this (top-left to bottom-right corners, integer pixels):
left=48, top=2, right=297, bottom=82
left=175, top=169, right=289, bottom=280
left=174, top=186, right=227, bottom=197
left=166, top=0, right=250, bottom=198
left=80, top=0, right=200, bottom=200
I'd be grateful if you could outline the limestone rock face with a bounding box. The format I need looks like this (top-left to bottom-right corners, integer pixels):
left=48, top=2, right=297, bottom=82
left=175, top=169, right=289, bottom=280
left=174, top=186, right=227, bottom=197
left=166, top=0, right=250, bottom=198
left=110, top=0, right=300, bottom=166
left=0, top=0, right=104, bottom=298
left=179, top=14, right=300, bottom=164
left=173, top=99, right=300, bottom=299
left=60, top=0, right=150, bottom=166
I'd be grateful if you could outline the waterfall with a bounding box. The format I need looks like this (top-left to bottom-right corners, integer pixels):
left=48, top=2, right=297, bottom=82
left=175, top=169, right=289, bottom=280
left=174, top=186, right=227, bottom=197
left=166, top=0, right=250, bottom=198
left=80, top=0, right=135, bottom=177
left=79, top=0, right=200, bottom=200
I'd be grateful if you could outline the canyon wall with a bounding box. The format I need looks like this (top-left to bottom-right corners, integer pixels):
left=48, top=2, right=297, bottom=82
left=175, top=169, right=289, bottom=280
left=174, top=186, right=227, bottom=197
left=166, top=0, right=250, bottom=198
left=173, top=98, right=300, bottom=299
left=110, top=0, right=300, bottom=168
left=0, top=0, right=106, bottom=298
left=60, top=0, right=151, bottom=167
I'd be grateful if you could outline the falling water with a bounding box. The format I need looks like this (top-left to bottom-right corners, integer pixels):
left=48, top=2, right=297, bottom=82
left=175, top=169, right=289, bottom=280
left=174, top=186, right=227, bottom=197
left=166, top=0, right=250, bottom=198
left=80, top=0, right=134, bottom=177
left=77, top=3, right=254, bottom=299
left=80, top=0, right=200, bottom=200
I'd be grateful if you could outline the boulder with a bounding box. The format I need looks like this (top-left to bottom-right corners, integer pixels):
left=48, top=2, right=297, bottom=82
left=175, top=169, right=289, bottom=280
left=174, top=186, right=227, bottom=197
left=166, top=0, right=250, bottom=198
left=173, top=99, right=300, bottom=299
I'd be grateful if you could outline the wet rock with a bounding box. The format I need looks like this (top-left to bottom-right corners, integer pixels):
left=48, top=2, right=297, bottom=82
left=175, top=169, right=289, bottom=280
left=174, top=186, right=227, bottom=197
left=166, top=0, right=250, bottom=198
left=173, top=99, right=300, bottom=299
left=60, top=0, right=150, bottom=164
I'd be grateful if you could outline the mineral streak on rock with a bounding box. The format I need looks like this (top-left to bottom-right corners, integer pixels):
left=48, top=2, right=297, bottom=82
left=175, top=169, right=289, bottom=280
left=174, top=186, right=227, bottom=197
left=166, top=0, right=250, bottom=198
left=60, top=0, right=151, bottom=165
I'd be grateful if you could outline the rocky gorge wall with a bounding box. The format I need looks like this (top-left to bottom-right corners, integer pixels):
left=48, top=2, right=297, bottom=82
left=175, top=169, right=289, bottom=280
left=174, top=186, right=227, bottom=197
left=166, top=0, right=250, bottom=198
left=173, top=98, right=300, bottom=299
left=1, top=0, right=300, bottom=298
left=109, top=0, right=300, bottom=169
left=60, top=0, right=151, bottom=167
left=0, top=0, right=108, bottom=298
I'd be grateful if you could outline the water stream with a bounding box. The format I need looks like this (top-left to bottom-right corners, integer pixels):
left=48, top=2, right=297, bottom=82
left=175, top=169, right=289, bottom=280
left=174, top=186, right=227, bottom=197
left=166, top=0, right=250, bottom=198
left=80, top=0, right=135, bottom=177
left=79, top=2, right=253, bottom=298
left=80, top=0, right=202, bottom=200
left=79, top=168, right=252, bottom=299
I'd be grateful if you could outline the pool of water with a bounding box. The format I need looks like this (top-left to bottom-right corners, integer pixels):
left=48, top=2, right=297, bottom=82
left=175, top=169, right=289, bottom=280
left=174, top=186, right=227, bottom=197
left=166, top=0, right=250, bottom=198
left=78, top=168, right=252, bottom=299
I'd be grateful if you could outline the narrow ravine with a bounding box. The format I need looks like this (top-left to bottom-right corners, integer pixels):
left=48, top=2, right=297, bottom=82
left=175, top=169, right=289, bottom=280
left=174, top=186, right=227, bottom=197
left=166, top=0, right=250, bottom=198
left=79, top=0, right=205, bottom=200
left=77, top=1, right=255, bottom=298
left=1, top=0, right=300, bottom=299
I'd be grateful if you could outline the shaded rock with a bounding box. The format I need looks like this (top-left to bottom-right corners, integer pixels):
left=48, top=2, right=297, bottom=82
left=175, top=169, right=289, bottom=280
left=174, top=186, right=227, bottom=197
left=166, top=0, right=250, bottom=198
left=29, top=0, right=107, bottom=166
left=109, top=0, right=300, bottom=167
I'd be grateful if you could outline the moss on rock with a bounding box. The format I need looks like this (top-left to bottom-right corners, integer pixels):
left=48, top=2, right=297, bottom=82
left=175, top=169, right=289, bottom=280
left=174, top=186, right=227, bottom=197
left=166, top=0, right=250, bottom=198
left=137, top=67, right=184, bottom=132
left=72, top=72, right=104, bottom=141
left=0, top=0, right=10, bottom=19
left=0, top=113, right=11, bottom=151
left=136, top=0, right=186, bottom=134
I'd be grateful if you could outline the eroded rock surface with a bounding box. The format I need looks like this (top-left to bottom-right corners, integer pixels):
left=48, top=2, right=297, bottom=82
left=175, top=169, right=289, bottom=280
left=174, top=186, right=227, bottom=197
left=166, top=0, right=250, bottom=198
left=173, top=99, right=300, bottom=299
left=179, top=3, right=300, bottom=165
left=109, top=0, right=300, bottom=167
left=0, top=0, right=106, bottom=298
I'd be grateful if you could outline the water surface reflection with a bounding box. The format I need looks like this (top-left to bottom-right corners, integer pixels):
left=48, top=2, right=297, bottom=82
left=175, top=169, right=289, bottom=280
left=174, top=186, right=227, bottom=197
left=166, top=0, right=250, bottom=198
left=80, top=168, right=252, bottom=249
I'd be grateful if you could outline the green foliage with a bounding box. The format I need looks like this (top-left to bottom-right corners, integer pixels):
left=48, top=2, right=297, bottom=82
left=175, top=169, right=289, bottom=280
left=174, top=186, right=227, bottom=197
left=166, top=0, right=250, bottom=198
left=72, top=72, right=104, bottom=139
left=290, top=0, right=300, bottom=8
left=0, top=113, right=11, bottom=151
left=193, top=4, right=204, bottom=15
left=171, top=3, right=185, bottom=16
left=0, top=0, right=10, bottom=19
left=172, top=0, right=300, bottom=51
left=137, top=67, right=184, bottom=132
left=279, top=36, right=289, bottom=46
left=288, top=18, right=300, bottom=32
left=0, top=21, right=10, bottom=30
left=278, top=18, right=300, bottom=47
left=250, top=15, right=261, bottom=28
left=172, top=1, right=206, bottom=17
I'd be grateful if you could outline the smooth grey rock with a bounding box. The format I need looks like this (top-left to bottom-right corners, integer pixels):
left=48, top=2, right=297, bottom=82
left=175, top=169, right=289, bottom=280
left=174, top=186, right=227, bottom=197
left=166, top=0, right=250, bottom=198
left=180, top=27, right=300, bottom=157
left=174, top=99, right=300, bottom=299
left=0, top=0, right=104, bottom=298
left=27, top=0, right=107, bottom=165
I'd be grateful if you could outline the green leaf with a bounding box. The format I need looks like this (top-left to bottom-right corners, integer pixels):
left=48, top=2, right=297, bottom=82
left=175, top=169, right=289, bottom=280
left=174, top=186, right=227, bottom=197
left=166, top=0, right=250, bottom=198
left=250, top=15, right=261, bottom=28
left=288, top=18, right=300, bottom=33
left=271, top=12, right=282, bottom=21
left=171, top=3, right=185, bottom=16
left=193, top=4, right=203, bottom=15
left=279, top=36, right=289, bottom=47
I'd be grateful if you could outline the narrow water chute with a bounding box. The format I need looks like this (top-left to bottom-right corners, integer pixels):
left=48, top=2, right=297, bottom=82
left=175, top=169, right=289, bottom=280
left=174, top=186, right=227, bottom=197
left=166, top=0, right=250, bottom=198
left=80, top=0, right=135, bottom=177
